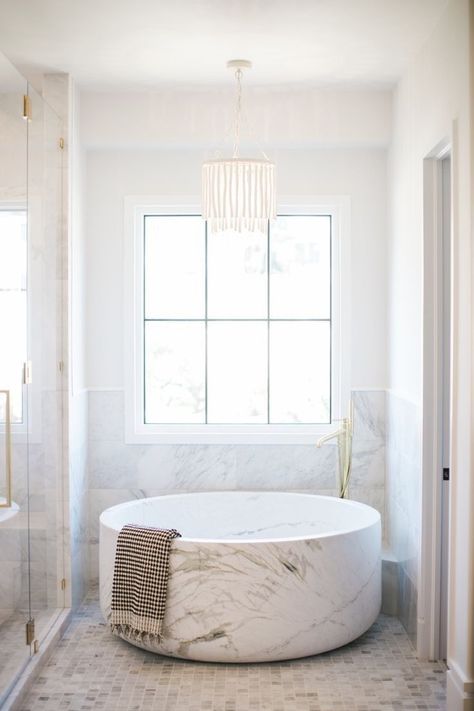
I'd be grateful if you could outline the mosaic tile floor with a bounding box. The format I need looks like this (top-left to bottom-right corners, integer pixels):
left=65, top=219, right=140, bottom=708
left=0, top=608, right=60, bottom=704
left=19, top=591, right=446, bottom=711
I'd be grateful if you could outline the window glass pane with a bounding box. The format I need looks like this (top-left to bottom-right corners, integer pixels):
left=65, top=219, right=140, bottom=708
left=145, top=215, right=205, bottom=318
left=0, top=292, right=26, bottom=423
left=145, top=322, right=205, bottom=423
left=270, top=215, right=330, bottom=319
left=0, top=211, right=27, bottom=289
left=208, top=229, right=267, bottom=318
left=270, top=321, right=330, bottom=423
left=207, top=322, right=267, bottom=423
left=0, top=210, right=27, bottom=425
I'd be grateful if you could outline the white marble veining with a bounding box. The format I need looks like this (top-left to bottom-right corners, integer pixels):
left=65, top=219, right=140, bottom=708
left=100, top=492, right=381, bottom=662
left=0, top=561, right=22, bottom=618
left=352, top=390, right=386, bottom=441
left=0, top=500, right=19, bottom=523
left=385, top=391, right=421, bottom=640
left=87, top=388, right=387, bottom=584
left=69, top=389, right=89, bottom=608
left=137, top=444, right=237, bottom=491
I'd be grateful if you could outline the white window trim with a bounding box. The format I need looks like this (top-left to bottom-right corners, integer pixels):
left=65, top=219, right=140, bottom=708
left=124, top=195, right=351, bottom=444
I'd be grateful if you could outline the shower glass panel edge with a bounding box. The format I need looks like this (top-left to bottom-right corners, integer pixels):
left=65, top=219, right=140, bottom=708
left=0, top=56, right=67, bottom=705
left=0, top=53, right=32, bottom=706
left=26, top=83, right=66, bottom=653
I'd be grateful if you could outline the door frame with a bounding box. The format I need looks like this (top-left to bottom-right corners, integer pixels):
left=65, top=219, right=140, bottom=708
left=419, top=138, right=452, bottom=661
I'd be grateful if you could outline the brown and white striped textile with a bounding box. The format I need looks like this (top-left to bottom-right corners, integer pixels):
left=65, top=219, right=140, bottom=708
left=110, top=523, right=181, bottom=642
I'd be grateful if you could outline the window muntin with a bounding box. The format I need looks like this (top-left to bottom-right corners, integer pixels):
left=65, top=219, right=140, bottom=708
left=142, top=213, right=331, bottom=426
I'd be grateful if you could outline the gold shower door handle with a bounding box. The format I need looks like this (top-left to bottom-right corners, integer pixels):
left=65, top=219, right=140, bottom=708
left=0, top=389, right=12, bottom=508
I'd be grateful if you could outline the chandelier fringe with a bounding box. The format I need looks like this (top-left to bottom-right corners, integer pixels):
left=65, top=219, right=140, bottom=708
left=202, top=159, right=276, bottom=234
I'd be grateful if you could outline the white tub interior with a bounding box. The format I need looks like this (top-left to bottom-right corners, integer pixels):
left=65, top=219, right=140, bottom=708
left=100, top=491, right=380, bottom=542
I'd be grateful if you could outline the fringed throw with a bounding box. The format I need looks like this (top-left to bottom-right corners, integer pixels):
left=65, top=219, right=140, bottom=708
left=110, top=523, right=181, bottom=642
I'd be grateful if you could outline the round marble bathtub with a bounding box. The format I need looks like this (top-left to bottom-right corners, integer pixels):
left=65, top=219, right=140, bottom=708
left=99, top=491, right=381, bottom=663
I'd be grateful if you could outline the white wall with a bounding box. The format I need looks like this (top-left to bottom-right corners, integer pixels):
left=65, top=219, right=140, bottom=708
left=84, top=146, right=387, bottom=389
left=387, top=0, right=473, bottom=707
left=81, top=87, right=392, bottom=150
left=67, top=80, right=89, bottom=608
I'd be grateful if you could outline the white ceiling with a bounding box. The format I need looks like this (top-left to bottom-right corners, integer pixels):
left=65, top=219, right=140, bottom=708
left=0, top=0, right=448, bottom=90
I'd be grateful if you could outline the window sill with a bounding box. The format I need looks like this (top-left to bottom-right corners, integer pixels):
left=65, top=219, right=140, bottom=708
left=125, top=424, right=338, bottom=445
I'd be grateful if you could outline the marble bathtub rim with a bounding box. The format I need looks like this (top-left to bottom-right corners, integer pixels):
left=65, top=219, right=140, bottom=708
left=99, top=490, right=382, bottom=545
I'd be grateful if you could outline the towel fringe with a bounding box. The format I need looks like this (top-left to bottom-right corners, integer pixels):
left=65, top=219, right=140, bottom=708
left=111, top=622, right=163, bottom=645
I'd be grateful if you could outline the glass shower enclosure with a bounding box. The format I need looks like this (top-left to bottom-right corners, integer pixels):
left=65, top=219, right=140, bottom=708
left=0, top=52, right=66, bottom=704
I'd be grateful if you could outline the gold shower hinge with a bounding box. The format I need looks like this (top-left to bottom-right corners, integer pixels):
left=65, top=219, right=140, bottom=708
left=59, top=137, right=65, bottom=150
left=26, top=618, right=35, bottom=646
left=60, top=578, right=66, bottom=590
left=23, top=95, right=32, bottom=121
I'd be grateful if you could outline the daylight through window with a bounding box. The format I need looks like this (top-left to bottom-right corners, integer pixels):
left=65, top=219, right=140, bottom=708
left=143, top=214, right=332, bottom=425
left=0, top=209, right=27, bottom=425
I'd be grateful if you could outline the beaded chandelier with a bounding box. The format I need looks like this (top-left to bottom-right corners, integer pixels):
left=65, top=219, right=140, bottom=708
left=202, top=60, right=276, bottom=234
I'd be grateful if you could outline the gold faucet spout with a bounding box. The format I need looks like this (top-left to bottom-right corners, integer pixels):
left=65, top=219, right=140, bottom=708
left=316, top=427, right=345, bottom=448
left=315, top=406, right=354, bottom=499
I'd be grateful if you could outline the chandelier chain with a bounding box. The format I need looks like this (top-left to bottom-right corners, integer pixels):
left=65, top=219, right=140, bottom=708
left=232, top=68, right=243, bottom=159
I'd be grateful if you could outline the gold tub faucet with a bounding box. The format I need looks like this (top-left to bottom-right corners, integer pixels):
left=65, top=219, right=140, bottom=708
left=316, top=402, right=353, bottom=499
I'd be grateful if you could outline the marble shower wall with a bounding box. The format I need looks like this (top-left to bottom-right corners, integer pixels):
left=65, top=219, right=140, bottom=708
left=0, top=78, right=67, bottom=621
left=385, top=391, right=421, bottom=642
left=69, top=390, right=89, bottom=608
left=87, top=389, right=386, bottom=582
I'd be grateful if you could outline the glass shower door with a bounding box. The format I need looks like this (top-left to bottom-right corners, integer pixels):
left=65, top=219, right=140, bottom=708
left=0, top=56, right=65, bottom=705
left=26, top=83, right=65, bottom=647
left=0, top=54, right=32, bottom=704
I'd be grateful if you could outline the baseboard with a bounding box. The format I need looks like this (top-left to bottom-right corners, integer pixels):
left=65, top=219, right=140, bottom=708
left=381, top=552, right=398, bottom=616
left=2, top=608, right=72, bottom=711
left=447, top=663, right=474, bottom=711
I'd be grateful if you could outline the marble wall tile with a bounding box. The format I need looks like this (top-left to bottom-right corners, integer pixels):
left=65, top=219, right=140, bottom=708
left=89, top=540, right=99, bottom=584
left=20, top=561, right=48, bottom=609
left=88, top=440, right=143, bottom=489
left=381, top=558, right=398, bottom=616
left=351, top=439, right=385, bottom=489
left=0, top=391, right=67, bottom=617
left=85, top=389, right=387, bottom=586
left=398, top=565, right=418, bottom=646
left=136, top=445, right=237, bottom=491
left=20, top=529, right=46, bottom=564
left=88, top=488, right=147, bottom=545
left=69, top=389, right=89, bottom=608
left=385, top=390, right=421, bottom=642
left=0, top=562, right=21, bottom=614
left=234, top=444, right=337, bottom=490
left=352, top=390, right=386, bottom=440
left=0, top=530, right=21, bottom=561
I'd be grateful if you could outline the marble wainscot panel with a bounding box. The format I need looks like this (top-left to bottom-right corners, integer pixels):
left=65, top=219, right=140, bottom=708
left=385, top=391, right=421, bottom=642
left=100, top=492, right=381, bottom=663
left=350, top=390, right=386, bottom=533
left=87, top=389, right=386, bottom=583
left=69, top=389, right=89, bottom=608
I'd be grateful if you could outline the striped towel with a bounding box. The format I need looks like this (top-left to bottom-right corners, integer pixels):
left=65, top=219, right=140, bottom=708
left=110, top=523, right=181, bottom=642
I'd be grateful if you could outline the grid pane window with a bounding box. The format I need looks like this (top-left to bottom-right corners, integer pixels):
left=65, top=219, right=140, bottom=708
left=207, top=230, right=267, bottom=319
left=143, top=213, right=331, bottom=425
left=207, top=321, right=267, bottom=423
left=270, top=215, right=331, bottom=319
left=144, top=215, right=205, bottom=319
